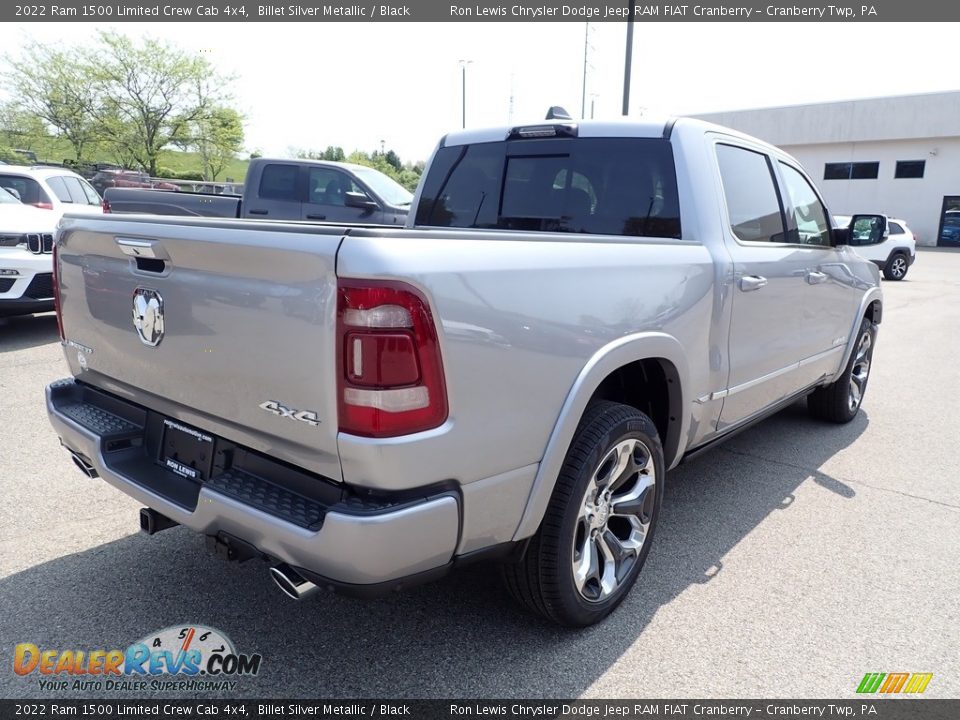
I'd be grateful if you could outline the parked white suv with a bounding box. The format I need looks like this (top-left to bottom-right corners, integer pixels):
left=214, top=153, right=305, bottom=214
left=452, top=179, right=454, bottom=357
left=0, top=165, right=104, bottom=217
left=0, top=188, right=59, bottom=317
left=835, top=215, right=916, bottom=280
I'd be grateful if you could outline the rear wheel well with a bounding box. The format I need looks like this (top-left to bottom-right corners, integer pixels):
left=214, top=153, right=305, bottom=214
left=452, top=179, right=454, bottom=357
left=589, top=358, right=681, bottom=466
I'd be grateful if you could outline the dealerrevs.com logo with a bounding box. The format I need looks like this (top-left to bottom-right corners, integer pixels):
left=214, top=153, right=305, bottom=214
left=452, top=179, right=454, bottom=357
left=856, top=672, right=933, bottom=694
left=13, top=625, right=262, bottom=692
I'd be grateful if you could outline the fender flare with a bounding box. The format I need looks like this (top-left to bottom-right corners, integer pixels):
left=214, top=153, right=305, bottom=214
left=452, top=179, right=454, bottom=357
left=884, top=246, right=913, bottom=266
left=512, top=332, right=690, bottom=541
left=838, top=287, right=883, bottom=373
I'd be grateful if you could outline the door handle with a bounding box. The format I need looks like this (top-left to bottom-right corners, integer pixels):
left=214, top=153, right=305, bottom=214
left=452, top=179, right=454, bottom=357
left=306, top=214, right=327, bottom=220
left=806, top=270, right=828, bottom=285
left=116, top=238, right=169, bottom=260
left=248, top=209, right=268, bottom=215
left=739, top=275, right=768, bottom=292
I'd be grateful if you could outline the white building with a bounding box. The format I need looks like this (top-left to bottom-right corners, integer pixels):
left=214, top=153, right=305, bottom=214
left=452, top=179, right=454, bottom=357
left=693, top=91, right=960, bottom=246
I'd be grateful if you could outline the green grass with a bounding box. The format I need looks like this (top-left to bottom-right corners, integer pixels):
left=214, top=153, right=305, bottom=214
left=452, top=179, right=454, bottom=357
left=1, top=133, right=249, bottom=182
left=155, top=149, right=249, bottom=183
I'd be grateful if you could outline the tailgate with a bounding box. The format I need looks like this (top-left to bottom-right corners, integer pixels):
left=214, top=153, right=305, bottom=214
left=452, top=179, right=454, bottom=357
left=56, top=214, right=345, bottom=481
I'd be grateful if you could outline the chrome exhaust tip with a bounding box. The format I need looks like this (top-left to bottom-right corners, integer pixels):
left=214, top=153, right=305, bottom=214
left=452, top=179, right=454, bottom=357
left=69, top=451, right=98, bottom=478
left=270, top=563, right=319, bottom=600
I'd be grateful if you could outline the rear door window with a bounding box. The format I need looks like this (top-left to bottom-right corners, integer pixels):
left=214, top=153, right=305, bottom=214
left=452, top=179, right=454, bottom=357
left=415, top=137, right=681, bottom=238
left=62, top=176, right=91, bottom=205
left=715, top=144, right=787, bottom=244
left=258, top=164, right=300, bottom=201
left=47, top=176, right=73, bottom=203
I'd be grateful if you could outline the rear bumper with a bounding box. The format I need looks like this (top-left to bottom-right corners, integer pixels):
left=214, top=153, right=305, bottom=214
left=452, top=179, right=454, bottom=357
left=46, top=378, right=460, bottom=588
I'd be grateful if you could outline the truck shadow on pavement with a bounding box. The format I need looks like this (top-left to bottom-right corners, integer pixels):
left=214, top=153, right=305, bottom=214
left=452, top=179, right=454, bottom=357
left=0, top=313, right=59, bottom=353
left=0, top=403, right=866, bottom=699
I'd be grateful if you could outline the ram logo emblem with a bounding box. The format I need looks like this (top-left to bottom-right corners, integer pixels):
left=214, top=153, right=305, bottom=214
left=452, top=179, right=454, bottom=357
left=132, top=288, right=164, bottom=347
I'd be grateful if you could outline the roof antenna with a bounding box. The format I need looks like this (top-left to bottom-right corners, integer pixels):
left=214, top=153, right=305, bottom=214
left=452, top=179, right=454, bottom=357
left=545, top=106, right=572, bottom=120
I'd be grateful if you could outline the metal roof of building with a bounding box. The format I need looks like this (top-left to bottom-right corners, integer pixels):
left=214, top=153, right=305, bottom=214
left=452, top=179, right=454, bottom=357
left=690, top=91, right=960, bottom=146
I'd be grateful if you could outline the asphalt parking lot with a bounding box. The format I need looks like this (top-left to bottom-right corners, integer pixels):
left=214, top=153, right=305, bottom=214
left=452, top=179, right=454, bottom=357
left=1, top=249, right=958, bottom=700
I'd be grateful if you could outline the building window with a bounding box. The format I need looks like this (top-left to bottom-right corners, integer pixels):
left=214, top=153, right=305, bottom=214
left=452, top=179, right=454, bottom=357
left=824, top=162, right=880, bottom=180
left=895, top=160, right=925, bottom=179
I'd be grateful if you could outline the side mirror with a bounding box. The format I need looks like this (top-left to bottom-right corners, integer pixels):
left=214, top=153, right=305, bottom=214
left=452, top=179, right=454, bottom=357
left=847, top=214, right=886, bottom=246
left=344, top=191, right=378, bottom=211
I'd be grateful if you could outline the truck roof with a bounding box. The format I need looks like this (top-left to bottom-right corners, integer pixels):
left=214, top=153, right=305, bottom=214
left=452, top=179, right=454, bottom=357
left=257, top=157, right=373, bottom=173
left=440, top=116, right=785, bottom=155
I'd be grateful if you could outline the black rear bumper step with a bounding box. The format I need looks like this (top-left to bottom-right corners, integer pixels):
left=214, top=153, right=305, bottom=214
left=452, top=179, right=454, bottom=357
left=206, top=469, right=326, bottom=529
left=48, top=379, right=342, bottom=526
left=50, top=378, right=450, bottom=528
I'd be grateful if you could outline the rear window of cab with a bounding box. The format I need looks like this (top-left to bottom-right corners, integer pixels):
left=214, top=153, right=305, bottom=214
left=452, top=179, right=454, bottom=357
left=415, top=137, right=681, bottom=239
left=0, top=175, right=49, bottom=205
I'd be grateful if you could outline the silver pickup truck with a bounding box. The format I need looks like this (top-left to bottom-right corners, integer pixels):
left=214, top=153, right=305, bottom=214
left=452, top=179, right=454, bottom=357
left=45, top=117, right=883, bottom=627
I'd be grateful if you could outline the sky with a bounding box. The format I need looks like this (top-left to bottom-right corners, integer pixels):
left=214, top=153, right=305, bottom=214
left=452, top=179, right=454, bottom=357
left=4, top=21, right=959, bottom=163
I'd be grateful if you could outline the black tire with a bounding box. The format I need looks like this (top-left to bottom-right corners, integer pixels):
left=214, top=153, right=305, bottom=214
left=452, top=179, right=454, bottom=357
left=807, top=316, right=876, bottom=423
left=502, top=401, right=665, bottom=627
left=883, top=252, right=909, bottom=281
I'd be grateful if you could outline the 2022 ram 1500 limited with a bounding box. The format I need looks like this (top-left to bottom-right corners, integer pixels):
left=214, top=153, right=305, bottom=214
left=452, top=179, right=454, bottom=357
left=45, top=117, right=884, bottom=627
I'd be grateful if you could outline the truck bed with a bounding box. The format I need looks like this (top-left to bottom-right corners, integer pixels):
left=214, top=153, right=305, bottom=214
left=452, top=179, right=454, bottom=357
left=104, top=187, right=241, bottom=218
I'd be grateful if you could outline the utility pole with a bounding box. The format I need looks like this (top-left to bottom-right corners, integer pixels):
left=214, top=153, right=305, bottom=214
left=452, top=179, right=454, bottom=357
left=622, top=2, right=635, bottom=116
left=459, top=59, right=473, bottom=129
left=581, top=23, right=590, bottom=118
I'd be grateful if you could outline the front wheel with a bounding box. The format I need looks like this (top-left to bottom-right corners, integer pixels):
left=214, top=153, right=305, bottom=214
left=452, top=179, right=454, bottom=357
left=883, top=253, right=909, bottom=281
left=808, top=317, right=876, bottom=423
left=501, top=401, right=665, bottom=627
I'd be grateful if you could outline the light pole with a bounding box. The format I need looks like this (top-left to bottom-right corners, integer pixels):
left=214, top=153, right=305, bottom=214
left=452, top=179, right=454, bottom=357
left=459, top=59, right=473, bottom=129
left=581, top=23, right=590, bottom=118
left=623, top=1, right=636, bottom=116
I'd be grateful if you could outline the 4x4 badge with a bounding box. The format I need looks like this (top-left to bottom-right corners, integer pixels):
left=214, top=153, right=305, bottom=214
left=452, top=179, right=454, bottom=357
left=259, top=400, right=321, bottom=427
left=132, top=288, right=164, bottom=347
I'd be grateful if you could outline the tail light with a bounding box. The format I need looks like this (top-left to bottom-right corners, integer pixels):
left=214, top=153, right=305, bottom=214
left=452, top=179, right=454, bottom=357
left=31, top=202, right=54, bottom=210
left=337, top=280, right=447, bottom=437
left=52, top=241, right=65, bottom=341
left=101, top=198, right=111, bottom=213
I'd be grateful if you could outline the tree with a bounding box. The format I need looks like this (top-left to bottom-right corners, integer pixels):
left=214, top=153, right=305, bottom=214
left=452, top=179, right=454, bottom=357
left=193, top=106, right=244, bottom=181
left=92, top=31, right=232, bottom=176
left=384, top=150, right=402, bottom=172
left=2, top=42, right=102, bottom=162
left=0, top=104, right=51, bottom=152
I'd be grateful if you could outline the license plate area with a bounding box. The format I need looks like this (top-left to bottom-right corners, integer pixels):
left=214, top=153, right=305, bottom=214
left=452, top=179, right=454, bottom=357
left=160, top=419, right=214, bottom=481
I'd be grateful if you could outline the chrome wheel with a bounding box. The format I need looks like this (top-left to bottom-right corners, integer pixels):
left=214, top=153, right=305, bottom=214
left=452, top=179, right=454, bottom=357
left=890, top=256, right=907, bottom=279
left=572, top=438, right=656, bottom=603
left=848, top=331, right=872, bottom=412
